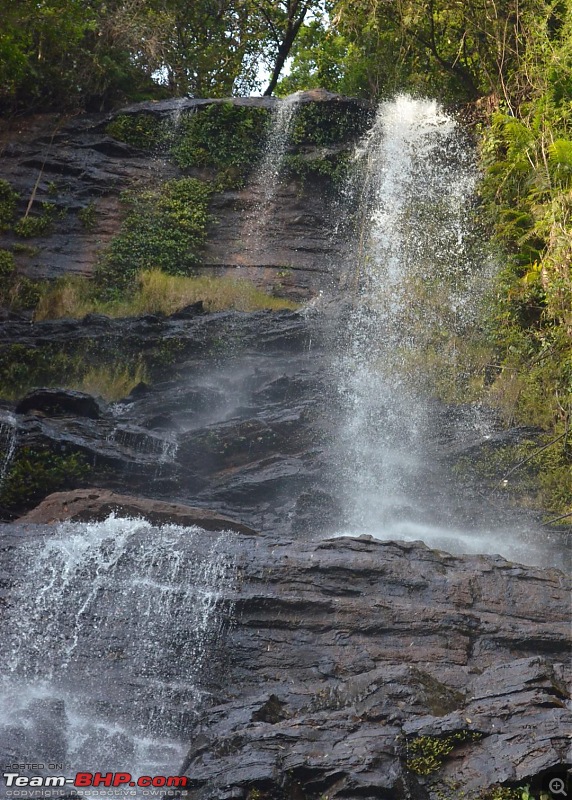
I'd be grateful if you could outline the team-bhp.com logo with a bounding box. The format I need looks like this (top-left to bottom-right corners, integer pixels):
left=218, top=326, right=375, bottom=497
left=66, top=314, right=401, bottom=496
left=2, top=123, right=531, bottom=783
left=3, top=772, right=189, bottom=789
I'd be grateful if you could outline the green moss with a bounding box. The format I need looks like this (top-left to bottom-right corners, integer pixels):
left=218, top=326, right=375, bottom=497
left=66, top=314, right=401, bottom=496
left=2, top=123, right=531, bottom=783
left=170, top=103, right=270, bottom=187
left=405, top=732, right=482, bottom=776
left=453, top=430, right=572, bottom=518
left=78, top=201, right=97, bottom=230
left=106, top=113, right=167, bottom=150
left=94, top=177, right=212, bottom=298
left=0, top=179, right=19, bottom=231
left=0, top=447, right=91, bottom=513
left=284, top=150, right=351, bottom=186
left=290, top=102, right=372, bottom=147
left=0, top=249, right=41, bottom=311
left=14, top=203, right=58, bottom=238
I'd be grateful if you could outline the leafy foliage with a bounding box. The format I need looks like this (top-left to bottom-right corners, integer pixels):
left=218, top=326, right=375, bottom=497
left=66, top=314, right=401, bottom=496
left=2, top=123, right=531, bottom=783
left=0, top=447, right=91, bottom=513
left=0, top=180, right=19, bottom=231
left=290, top=101, right=372, bottom=146
left=171, top=103, right=270, bottom=187
left=95, top=178, right=212, bottom=297
left=106, top=113, right=168, bottom=150
left=477, top=2, right=572, bottom=433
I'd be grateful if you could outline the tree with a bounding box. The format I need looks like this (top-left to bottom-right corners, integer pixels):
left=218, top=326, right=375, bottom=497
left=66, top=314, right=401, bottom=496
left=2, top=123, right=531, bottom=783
left=254, top=0, right=316, bottom=95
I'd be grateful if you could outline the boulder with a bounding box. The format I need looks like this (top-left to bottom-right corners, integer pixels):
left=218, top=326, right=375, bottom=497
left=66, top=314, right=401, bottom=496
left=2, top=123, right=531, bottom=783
left=18, top=488, right=257, bottom=534
left=15, top=388, right=104, bottom=418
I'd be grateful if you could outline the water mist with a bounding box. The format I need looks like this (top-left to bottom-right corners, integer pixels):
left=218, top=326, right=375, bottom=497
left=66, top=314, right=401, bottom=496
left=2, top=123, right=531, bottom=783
left=332, top=95, right=563, bottom=567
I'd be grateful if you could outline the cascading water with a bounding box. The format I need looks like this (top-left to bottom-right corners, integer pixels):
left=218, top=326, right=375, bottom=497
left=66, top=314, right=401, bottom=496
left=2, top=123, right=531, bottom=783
left=0, top=411, right=17, bottom=489
left=336, top=96, right=480, bottom=527
left=0, top=516, right=234, bottom=797
left=332, top=95, right=560, bottom=565
left=242, top=93, right=300, bottom=257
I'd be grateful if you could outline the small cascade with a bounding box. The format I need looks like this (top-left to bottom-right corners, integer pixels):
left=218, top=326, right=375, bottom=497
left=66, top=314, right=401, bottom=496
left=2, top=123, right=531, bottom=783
left=0, top=411, right=17, bottom=489
left=334, top=95, right=488, bottom=536
left=242, top=93, right=301, bottom=257
left=0, top=516, right=234, bottom=795
left=109, top=425, right=179, bottom=466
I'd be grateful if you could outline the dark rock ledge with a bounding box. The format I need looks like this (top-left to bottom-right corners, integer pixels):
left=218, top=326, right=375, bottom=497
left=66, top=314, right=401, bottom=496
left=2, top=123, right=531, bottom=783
left=19, top=488, right=257, bottom=534
left=181, top=534, right=571, bottom=800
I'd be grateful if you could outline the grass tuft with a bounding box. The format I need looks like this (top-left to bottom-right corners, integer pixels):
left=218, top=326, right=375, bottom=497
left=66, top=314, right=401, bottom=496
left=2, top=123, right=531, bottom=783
left=35, top=269, right=298, bottom=320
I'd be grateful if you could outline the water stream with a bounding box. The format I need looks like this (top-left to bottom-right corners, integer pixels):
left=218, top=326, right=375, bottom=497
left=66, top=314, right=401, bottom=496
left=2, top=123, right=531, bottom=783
left=332, top=95, right=564, bottom=567
left=0, top=517, right=234, bottom=797
left=241, top=93, right=300, bottom=259
left=0, top=412, right=18, bottom=490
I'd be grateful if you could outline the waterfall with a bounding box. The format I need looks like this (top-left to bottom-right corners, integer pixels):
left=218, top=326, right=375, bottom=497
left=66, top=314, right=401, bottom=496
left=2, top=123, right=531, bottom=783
left=0, top=516, right=234, bottom=795
left=332, top=96, right=497, bottom=539
left=242, top=93, right=301, bottom=258
left=335, top=96, right=480, bottom=529
left=330, top=94, right=568, bottom=567
left=0, top=411, right=17, bottom=489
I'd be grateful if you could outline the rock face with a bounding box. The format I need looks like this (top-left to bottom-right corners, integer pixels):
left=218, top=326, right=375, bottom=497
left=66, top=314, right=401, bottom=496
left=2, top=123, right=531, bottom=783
left=0, top=92, right=369, bottom=298
left=18, top=488, right=257, bottom=534
left=0, top=94, right=570, bottom=800
left=0, top=308, right=335, bottom=533
left=0, top=519, right=568, bottom=799
left=182, top=534, right=571, bottom=799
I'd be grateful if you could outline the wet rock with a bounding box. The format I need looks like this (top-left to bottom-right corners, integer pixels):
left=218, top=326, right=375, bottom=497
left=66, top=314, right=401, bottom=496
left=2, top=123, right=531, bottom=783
left=181, top=536, right=571, bottom=799
left=18, top=488, right=257, bottom=534
left=0, top=94, right=369, bottom=295
left=15, top=388, right=104, bottom=419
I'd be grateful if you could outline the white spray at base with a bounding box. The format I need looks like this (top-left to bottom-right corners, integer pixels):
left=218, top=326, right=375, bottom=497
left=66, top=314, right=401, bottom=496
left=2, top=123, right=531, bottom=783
left=0, top=516, right=234, bottom=797
left=332, top=95, right=564, bottom=567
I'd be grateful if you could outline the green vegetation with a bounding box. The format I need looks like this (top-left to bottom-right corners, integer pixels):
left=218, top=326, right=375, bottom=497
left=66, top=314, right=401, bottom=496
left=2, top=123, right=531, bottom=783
left=290, top=101, right=371, bottom=146
left=77, top=202, right=98, bottom=231
left=37, top=269, right=298, bottom=320
left=106, top=104, right=270, bottom=187
left=0, top=180, right=19, bottom=231
left=454, top=431, right=572, bottom=519
left=94, top=178, right=212, bottom=297
left=13, top=203, right=60, bottom=239
left=0, top=248, right=41, bottom=311
left=106, top=113, right=167, bottom=150
left=0, top=341, right=148, bottom=402
left=405, top=732, right=482, bottom=776
left=0, top=1, right=320, bottom=112
left=0, top=447, right=91, bottom=513
left=171, top=103, right=270, bottom=188
left=284, top=151, right=350, bottom=185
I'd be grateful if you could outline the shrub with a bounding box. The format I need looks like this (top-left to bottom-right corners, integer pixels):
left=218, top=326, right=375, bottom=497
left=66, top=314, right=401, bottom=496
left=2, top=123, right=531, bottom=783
left=106, top=113, right=167, bottom=150
left=94, top=178, right=212, bottom=297
left=0, top=248, right=41, bottom=311
left=0, top=179, right=19, bottom=231
left=170, top=103, right=270, bottom=187
left=290, top=102, right=372, bottom=146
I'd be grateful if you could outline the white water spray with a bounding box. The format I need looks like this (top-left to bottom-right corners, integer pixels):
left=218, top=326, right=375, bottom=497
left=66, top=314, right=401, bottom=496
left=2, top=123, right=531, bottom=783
left=336, top=97, right=479, bottom=529
left=242, top=94, right=301, bottom=258
left=0, top=516, right=234, bottom=796
left=0, top=411, right=17, bottom=489
left=331, top=95, right=553, bottom=561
